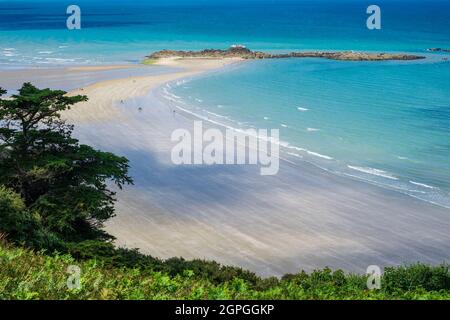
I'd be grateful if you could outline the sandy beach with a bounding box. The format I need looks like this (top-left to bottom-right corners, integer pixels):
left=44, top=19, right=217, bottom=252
left=3, top=58, right=450, bottom=277
left=64, top=58, right=241, bottom=122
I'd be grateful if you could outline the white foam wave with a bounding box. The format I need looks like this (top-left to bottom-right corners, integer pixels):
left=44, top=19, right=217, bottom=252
left=307, top=128, right=320, bottom=132
left=171, top=104, right=281, bottom=149
left=169, top=92, right=181, bottom=99
left=409, top=181, right=437, bottom=189
left=347, top=166, right=398, bottom=180
left=306, top=151, right=333, bottom=160
left=286, top=145, right=306, bottom=152
left=286, top=145, right=333, bottom=160
left=297, top=107, right=309, bottom=111
left=205, top=111, right=230, bottom=119
left=287, top=152, right=303, bottom=158
left=162, top=88, right=182, bottom=100
left=44, top=58, right=75, bottom=62
left=160, top=92, right=292, bottom=158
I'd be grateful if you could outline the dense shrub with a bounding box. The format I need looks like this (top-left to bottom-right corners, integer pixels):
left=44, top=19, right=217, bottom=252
left=0, top=186, right=29, bottom=240
left=0, top=186, right=63, bottom=251
left=67, top=240, right=265, bottom=288
left=1, top=244, right=449, bottom=300
left=384, top=264, right=450, bottom=292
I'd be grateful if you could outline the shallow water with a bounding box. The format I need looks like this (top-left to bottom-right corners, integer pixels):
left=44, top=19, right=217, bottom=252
left=0, top=65, right=176, bottom=94
left=166, top=57, right=450, bottom=208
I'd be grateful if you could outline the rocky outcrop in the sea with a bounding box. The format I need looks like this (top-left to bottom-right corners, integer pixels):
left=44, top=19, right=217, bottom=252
left=428, top=48, right=450, bottom=53
left=147, top=47, right=425, bottom=61
left=148, top=47, right=264, bottom=59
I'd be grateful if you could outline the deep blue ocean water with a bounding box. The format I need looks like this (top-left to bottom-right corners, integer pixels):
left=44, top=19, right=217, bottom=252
left=1, top=0, right=450, bottom=207
left=1, top=0, right=450, bottom=65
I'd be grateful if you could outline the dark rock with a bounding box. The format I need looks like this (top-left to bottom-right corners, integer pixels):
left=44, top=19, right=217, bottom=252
left=147, top=46, right=425, bottom=62
left=428, top=48, right=450, bottom=52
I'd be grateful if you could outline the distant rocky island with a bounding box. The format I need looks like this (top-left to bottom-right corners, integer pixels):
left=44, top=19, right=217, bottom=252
left=147, top=46, right=425, bottom=62
left=428, top=48, right=450, bottom=53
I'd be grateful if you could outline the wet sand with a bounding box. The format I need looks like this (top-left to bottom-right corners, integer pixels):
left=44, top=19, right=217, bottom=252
left=2, top=58, right=450, bottom=277
left=0, top=64, right=175, bottom=95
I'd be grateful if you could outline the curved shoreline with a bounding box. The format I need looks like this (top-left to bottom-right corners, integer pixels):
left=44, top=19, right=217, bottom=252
left=64, top=58, right=243, bottom=122
left=3, top=57, right=447, bottom=276
left=153, top=59, right=450, bottom=210
left=58, top=58, right=450, bottom=276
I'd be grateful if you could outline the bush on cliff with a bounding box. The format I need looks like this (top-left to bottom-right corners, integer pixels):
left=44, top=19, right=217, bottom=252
left=0, top=83, right=132, bottom=247
left=1, top=243, right=449, bottom=300
left=66, top=239, right=269, bottom=289
left=0, top=186, right=62, bottom=250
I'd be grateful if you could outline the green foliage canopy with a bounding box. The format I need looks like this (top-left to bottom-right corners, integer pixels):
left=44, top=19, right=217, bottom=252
left=0, top=83, right=132, bottom=245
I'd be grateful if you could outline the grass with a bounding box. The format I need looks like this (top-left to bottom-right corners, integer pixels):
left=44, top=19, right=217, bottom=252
left=141, top=58, right=158, bottom=65
left=1, top=243, right=449, bottom=300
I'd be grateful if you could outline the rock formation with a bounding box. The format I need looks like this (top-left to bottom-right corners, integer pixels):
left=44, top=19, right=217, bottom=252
left=147, top=47, right=425, bottom=61
left=428, top=48, right=450, bottom=53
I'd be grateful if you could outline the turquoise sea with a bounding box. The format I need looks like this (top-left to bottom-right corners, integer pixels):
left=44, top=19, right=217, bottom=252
left=165, top=57, right=450, bottom=208
left=1, top=0, right=450, bottom=207
left=1, top=0, right=450, bottom=66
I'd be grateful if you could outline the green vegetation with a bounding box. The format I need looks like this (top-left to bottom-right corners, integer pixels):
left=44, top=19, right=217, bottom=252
left=0, top=83, right=132, bottom=251
left=1, top=240, right=449, bottom=300
left=1, top=84, right=449, bottom=300
left=141, top=58, right=158, bottom=65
